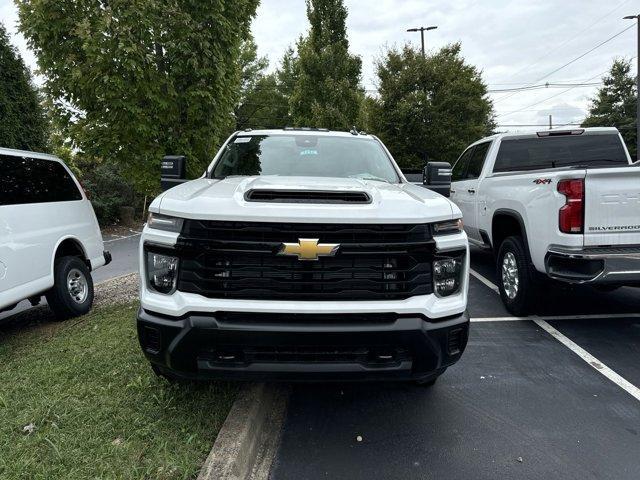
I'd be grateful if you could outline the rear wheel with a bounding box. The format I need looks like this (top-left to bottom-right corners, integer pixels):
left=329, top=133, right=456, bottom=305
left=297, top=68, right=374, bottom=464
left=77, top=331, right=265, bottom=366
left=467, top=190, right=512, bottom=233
left=46, top=256, right=94, bottom=320
left=496, top=236, right=538, bottom=317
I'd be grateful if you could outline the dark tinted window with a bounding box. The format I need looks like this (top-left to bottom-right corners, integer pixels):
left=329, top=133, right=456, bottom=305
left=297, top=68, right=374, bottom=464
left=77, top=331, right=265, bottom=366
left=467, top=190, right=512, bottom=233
left=452, top=147, right=474, bottom=182
left=0, top=155, right=82, bottom=206
left=494, top=133, right=628, bottom=173
left=212, top=135, right=399, bottom=183
left=466, top=141, right=491, bottom=179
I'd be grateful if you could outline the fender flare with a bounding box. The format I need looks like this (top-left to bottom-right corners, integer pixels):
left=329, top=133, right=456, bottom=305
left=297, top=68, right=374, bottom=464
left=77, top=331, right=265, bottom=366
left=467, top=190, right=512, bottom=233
left=50, top=236, right=89, bottom=276
left=492, top=208, right=533, bottom=261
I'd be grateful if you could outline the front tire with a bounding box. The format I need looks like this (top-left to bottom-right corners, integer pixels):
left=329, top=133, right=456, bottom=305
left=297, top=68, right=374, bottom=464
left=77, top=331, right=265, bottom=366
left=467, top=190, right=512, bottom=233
left=46, top=256, right=94, bottom=320
left=496, top=236, right=537, bottom=317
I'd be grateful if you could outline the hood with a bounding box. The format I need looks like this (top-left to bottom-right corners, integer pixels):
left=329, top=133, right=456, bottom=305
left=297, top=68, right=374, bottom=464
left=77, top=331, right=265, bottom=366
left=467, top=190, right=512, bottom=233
left=154, top=176, right=458, bottom=224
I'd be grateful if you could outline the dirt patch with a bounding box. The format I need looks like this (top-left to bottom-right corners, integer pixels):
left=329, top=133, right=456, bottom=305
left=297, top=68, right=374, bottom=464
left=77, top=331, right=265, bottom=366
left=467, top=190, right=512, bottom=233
left=0, top=273, right=139, bottom=334
left=101, top=223, right=144, bottom=240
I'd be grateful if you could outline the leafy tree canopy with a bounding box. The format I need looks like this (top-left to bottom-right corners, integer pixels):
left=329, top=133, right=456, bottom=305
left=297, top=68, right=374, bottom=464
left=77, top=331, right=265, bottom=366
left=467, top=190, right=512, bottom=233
left=290, top=0, right=362, bottom=130
left=367, top=43, right=495, bottom=170
left=17, top=0, right=259, bottom=194
left=234, top=37, right=290, bottom=130
left=0, top=22, right=48, bottom=151
left=582, top=59, right=637, bottom=160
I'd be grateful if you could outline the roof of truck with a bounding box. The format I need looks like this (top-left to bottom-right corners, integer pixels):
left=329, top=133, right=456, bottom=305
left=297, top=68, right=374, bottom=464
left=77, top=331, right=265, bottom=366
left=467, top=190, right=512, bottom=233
left=235, top=128, right=375, bottom=139
left=476, top=126, right=620, bottom=144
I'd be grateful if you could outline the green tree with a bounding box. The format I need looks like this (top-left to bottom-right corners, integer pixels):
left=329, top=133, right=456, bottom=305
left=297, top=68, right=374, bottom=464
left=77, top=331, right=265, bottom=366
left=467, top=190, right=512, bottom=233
left=0, top=22, right=48, bottom=151
left=17, top=0, right=258, bottom=194
left=290, top=0, right=362, bottom=129
left=368, top=43, right=495, bottom=169
left=277, top=46, right=299, bottom=102
left=582, top=59, right=637, bottom=160
left=234, top=37, right=290, bottom=130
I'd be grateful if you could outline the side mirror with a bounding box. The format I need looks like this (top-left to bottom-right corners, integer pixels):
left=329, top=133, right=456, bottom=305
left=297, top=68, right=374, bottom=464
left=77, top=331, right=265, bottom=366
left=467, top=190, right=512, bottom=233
left=423, top=161, right=452, bottom=197
left=161, top=155, right=187, bottom=191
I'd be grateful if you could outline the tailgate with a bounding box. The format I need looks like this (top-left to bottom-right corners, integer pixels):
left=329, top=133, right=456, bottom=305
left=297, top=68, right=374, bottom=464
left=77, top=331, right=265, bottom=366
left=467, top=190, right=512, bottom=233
left=584, top=166, right=640, bottom=246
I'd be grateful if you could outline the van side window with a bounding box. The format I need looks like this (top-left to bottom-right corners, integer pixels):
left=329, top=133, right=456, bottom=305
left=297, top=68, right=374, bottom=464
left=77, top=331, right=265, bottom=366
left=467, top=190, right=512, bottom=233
left=451, top=147, right=474, bottom=182
left=0, top=155, right=82, bottom=206
left=466, top=141, right=491, bottom=179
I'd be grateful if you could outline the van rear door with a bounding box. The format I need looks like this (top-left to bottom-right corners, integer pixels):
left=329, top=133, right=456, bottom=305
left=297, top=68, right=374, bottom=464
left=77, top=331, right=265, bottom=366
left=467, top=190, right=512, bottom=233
left=584, top=165, right=640, bottom=246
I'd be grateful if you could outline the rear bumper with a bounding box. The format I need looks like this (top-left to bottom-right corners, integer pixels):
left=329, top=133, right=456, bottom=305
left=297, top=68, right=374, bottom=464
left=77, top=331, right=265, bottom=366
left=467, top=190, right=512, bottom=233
left=137, top=308, right=469, bottom=382
left=545, top=245, right=640, bottom=285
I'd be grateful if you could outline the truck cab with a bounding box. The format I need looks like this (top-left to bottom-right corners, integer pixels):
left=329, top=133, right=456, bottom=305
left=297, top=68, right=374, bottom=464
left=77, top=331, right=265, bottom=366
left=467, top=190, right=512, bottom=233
left=137, top=128, right=470, bottom=384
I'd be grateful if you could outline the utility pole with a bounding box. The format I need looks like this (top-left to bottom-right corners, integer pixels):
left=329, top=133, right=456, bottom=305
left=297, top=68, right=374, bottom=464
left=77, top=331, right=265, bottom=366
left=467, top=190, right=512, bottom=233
left=407, top=26, right=438, bottom=57
left=624, top=14, right=639, bottom=160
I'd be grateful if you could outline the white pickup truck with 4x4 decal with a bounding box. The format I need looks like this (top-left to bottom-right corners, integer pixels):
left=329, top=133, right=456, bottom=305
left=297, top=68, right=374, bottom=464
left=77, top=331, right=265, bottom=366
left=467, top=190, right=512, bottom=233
left=450, top=127, right=639, bottom=316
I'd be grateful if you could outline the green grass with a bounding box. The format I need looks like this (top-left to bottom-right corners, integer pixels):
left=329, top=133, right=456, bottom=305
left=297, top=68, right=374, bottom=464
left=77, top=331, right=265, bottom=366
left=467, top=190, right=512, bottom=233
left=0, top=303, right=238, bottom=480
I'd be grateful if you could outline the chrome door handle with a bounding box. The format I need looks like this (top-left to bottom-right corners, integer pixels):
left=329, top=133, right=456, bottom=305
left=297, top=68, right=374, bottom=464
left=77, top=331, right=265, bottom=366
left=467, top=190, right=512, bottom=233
left=450, top=189, right=456, bottom=194
left=468, top=189, right=476, bottom=194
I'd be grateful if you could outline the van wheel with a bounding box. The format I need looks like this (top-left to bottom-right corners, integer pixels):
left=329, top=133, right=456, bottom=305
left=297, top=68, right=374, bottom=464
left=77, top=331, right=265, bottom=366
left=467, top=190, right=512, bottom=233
left=496, top=236, right=537, bottom=317
left=46, top=256, right=94, bottom=320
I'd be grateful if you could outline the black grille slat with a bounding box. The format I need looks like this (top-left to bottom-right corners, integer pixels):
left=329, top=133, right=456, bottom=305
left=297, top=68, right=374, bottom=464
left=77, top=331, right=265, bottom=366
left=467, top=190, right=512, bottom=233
left=181, top=221, right=432, bottom=244
left=176, top=221, right=435, bottom=300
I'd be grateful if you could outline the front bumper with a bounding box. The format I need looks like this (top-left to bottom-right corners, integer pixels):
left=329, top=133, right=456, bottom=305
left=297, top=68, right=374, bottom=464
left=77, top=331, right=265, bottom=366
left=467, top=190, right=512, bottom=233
left=545, top=245, right=640, bottom=286
left=137, top=308, right=469, bottom=382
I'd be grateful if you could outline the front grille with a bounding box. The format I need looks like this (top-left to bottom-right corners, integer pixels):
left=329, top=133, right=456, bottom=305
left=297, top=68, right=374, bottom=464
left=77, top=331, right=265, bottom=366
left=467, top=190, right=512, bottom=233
left=175, top=220, right=435, bottom=300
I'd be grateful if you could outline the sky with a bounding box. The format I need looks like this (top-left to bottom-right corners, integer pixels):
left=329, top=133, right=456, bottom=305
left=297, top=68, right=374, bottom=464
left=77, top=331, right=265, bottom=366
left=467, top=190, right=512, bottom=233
left=1, top=0, right=638, bottom=132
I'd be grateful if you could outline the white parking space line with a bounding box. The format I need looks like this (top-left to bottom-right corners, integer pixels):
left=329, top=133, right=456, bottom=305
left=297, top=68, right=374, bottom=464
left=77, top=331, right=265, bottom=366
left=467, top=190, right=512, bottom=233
left=473, top=313, right=640, bottom=322
left=469, top=268, right=499, bottom=293
left=103, top=232, right=142, bottom=243
left=534, top=319, right=640, bottom=402
left=469, top=267, right=640, bottom=402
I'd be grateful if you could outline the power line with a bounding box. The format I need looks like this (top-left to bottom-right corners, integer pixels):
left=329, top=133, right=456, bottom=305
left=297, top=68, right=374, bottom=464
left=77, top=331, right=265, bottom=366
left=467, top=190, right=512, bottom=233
left=496, top=0, right=631, bottom=86
left=494, top=23, right=635, bottom=104
left=496, top=70, right=608, bottom=118
left=497, top=54, right=638, bottom=118
left=488, top=82, right=602, bottom=93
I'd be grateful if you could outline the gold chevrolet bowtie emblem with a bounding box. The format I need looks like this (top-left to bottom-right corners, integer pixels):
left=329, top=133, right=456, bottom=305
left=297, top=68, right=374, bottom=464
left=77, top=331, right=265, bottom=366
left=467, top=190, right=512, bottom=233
left=278, top=238, right=340, bottom=261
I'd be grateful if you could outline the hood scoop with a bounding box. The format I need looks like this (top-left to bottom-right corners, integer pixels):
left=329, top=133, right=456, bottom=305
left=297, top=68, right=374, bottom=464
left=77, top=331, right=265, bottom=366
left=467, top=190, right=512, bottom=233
left=245, top=189, right=372, bottom=204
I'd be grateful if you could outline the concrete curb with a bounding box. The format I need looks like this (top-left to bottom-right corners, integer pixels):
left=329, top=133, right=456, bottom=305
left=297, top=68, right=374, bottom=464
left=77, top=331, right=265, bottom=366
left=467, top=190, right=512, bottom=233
left=198, top=383, right=290, bottom=480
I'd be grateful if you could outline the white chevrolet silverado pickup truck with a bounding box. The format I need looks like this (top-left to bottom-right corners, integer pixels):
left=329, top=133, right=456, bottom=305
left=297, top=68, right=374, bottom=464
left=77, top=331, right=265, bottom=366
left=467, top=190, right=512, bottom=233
left=137, top=128, right=469, bottom=384
left=450, top=127, right=639, bottom=316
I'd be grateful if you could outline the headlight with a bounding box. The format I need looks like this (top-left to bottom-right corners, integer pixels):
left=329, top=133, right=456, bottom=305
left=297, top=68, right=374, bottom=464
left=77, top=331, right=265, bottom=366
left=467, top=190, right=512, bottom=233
left=433, top=219, right=463, bottom=235
left=147, top=213, right=184, bottom=232
left=433, top=255, right=463, bottom=297
left=146, top=251, right=179, bottom=294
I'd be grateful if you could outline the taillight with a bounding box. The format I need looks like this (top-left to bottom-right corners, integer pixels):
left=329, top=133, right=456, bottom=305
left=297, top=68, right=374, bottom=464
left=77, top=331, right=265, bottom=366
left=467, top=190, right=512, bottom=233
left=558, top=179, right=584, bottom=234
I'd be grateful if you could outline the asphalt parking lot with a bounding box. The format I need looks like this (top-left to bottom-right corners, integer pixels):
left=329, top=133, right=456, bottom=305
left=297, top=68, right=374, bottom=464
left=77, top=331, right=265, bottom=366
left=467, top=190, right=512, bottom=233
left=270, top=247, right=640, bottom=479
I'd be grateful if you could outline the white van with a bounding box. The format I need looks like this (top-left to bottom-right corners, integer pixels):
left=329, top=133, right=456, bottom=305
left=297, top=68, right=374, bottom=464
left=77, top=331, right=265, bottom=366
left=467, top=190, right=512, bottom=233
left=0, top=148, right=110, bottom=319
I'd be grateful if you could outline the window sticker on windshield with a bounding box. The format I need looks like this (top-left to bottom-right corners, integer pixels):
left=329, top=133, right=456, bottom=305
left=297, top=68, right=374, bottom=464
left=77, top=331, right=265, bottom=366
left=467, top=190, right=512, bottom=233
left=234, top=137, right=252, bottom=143
left=299, top=149, right=318, bottom=156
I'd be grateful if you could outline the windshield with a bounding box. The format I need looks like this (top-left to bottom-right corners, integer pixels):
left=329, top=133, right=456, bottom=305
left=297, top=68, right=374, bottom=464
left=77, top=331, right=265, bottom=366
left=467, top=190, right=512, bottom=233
left=211, top=134, right=400, bottom=183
